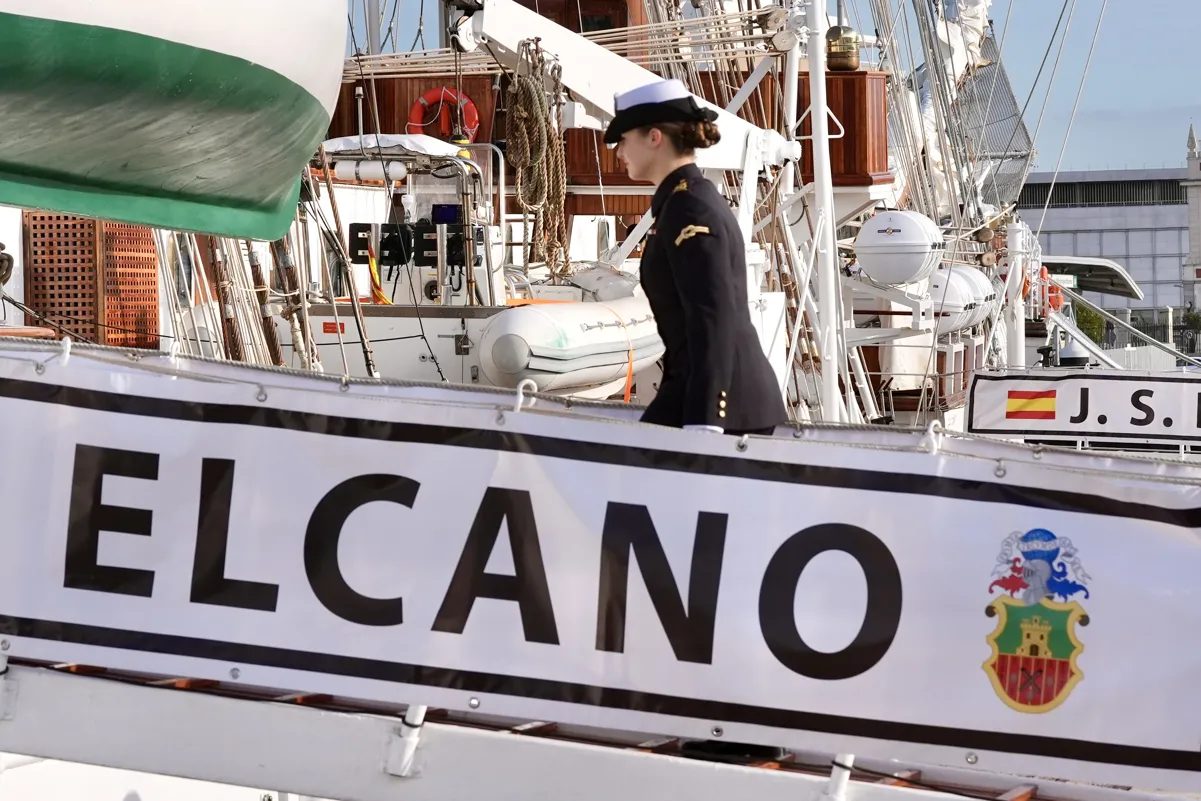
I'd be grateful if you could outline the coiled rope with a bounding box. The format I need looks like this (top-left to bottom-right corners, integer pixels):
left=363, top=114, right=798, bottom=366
left=506, top=39, right=569, bottom=276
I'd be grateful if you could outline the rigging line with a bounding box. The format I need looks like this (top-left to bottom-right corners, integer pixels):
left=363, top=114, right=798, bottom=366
left=301, top=172, right=352, bottom=376
left=929, top=2, right=974, bottom=227
left=870, top=0, right=924, bottom=211
left=409, top=0, right=426, bottom=51
left=382, top=0, right=403, bottom=51
left=995, top=0, right=1071, bottom=179
left=980, top=0, right=1015, bottom=142
left=903, top=0, right=969, bottom=415
left=904, top=2, right=944, bottom=219
left=1025, top=0, right=1076, bottom=164
left=346, top=15, right=447, bottom=381
left=978, top=15, right=1016, bottom=213
left=1035, top=0, right=1107, bottom=241
left=0, top=295, right=99, bottom=345
left=345, top=15, right=443, bottom=383
left=897, top=0, right=940, bottom=219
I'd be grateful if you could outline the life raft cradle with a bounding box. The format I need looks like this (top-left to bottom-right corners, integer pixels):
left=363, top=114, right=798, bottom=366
left=0, top=653, right=1175, bottom=801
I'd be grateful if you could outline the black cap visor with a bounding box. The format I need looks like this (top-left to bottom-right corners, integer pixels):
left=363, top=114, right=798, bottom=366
left=603, top=96, right=719, bottom=145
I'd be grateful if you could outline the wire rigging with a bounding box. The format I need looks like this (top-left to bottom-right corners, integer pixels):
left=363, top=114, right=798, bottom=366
left=1035, top=0, right=1108, bottom=240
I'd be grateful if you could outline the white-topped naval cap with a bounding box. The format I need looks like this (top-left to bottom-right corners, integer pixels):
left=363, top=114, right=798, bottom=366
left=614, top=78, right=692, bottom=111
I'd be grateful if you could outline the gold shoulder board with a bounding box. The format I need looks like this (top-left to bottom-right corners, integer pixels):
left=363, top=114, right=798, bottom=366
left=674, top=225, right=711, bottom=246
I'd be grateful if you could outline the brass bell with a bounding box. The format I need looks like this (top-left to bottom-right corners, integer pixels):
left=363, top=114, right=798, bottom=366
left=826, top=1, right=861, bottom=72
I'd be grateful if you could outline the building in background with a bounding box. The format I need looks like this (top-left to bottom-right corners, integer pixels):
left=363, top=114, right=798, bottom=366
left=1184, top=125, right=1201, bottom=314
left=1017, top=162, right=1189, bottom=324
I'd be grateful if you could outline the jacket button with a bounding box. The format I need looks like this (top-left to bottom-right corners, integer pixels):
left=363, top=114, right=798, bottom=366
left=718, top=410, right=726, bottom=418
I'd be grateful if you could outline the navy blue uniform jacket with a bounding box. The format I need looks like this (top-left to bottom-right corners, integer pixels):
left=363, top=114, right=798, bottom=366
left=638, top=163, right=789, bottom=432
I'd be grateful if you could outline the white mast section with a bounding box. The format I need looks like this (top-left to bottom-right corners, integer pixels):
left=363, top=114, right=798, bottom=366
left=453, top=0, right=800, bottom=171
left=805, top=0, right=845, bottom=422
left=366, top=0, right=383, bottom=54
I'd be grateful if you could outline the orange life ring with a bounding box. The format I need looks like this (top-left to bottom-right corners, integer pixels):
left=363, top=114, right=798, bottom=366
left=406, top=87, right=480, bottom=142
left=1038, top=266, right=1064, bottom=314
left=1001, top=271, right=1031, bottom=299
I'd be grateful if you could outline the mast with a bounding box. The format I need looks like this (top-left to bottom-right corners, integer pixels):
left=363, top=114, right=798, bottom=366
left=806, top=0, right=844, bottom=422
left=366, top=0, right=383, bottom=54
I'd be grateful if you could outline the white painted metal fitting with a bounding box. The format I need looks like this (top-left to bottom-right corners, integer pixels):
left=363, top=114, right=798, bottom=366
left=513, top=379, right=538, bottom=412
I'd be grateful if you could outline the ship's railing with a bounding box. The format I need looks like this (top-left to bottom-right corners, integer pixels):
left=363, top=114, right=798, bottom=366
left=344, top=9, right=788, bottom=80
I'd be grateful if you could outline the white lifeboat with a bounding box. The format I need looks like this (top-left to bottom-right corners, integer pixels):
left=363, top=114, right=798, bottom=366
left=958, top=266, right=998, bottom=327
left=852, top=210, right=944, bottom=286
left=478, top=295, right=664, bottom=394
left=929, top=266, right=979, bottom=334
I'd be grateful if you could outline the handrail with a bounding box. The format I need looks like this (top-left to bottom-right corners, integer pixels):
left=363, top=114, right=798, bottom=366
left=1052, top=279, right=1201, bottom=370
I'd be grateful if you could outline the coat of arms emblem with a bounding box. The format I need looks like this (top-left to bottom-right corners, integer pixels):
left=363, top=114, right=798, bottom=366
left=984, top=528, right=1090, bottom=713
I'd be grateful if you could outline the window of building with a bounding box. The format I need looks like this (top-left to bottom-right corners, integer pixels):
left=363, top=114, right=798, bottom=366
left=1129, top=230, right=1154, bottom=256
left=1125, top=256, right=1154, bottom=282
left=1155, top=282, right=1184, bottom=308
left=1101, top=230, right=1126, bottom=257
left=1155, top=255, right=1183, bottom=281
left=1075, top=231, right=1101, bottom=257
left=1017, top=179, right=1186, bottom=209
left=1048, top=232, right=1074, bottom=253
left=1156, top=228, right=1184, bottom=256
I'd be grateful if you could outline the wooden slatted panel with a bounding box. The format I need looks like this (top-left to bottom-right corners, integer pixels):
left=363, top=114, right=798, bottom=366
left=798, top=71, right=891, bottom=186
left=326, top=71, right=890, bottom=191
left=23, top=213, right=159, bottom=348
left=99, top=222, right=160, bottom=349
left=328, top=76, right=500, bottom=143
left=564, top=70, right=779, bottom=187
left=565, top=194, right=653, bottom=216
left=327, top=71, right=781, bottom=191
left=23, top=212, right=100, bottom=342
left=566, top=129, right=631, bottom=185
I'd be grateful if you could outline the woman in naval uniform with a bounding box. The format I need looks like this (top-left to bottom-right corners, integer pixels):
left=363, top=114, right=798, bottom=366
left=605, top=78, right=789, bottom=436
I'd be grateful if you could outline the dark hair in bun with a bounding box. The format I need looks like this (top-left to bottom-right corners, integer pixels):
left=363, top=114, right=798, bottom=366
left=640, top=120, right=721, bottom=154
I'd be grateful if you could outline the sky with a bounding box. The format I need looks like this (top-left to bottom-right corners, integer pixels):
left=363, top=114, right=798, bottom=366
left=985, top=0, right=1200, bottom=172
left=347, top=0, right=1200, bottom=172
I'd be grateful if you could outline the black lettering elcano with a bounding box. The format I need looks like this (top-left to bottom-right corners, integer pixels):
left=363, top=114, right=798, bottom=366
left=594, top=502, right=727, bottom=664
left=190, top=458, right=279, bottom=611
left=433, top=487, right=559, bottom=644
left=304, top=474, right=417, bottom=626
left=64, top=444, right=158, bottom=597
left=758, top=523, right=902, bottom=680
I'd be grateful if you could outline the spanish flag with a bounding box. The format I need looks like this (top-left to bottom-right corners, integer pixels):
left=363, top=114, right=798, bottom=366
left=1005, top=389, right=1056, bottom=420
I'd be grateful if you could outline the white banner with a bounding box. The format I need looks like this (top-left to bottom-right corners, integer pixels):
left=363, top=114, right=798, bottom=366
left=2, top=353, right=1201, bottom=791
left=968, top=370, right=1201, bottom=444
